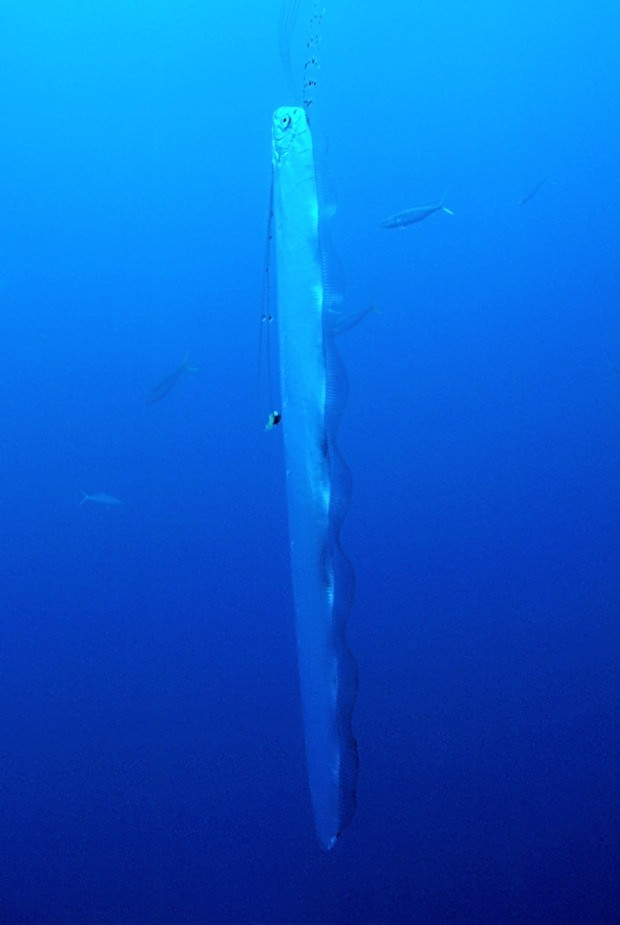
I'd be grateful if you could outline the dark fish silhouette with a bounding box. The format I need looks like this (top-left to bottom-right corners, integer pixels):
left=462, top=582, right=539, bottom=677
left=381, top=191, right=454, bottom=228
left=331, top=301, right=381, bottom=335
left=146, top=354, right=196, bottom=405
left=519, top=175, right=552, bottom=206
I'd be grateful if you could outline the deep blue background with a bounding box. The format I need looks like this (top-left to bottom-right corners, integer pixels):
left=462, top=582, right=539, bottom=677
left=1, top=1, right=619, bottom=922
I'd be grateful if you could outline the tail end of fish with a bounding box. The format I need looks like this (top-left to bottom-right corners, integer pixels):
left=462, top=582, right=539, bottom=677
left=182, top=352, right=199, bottom=373
left=439, top=189, right=454, bottom=215
left=79, top=492, right=89, bottom=505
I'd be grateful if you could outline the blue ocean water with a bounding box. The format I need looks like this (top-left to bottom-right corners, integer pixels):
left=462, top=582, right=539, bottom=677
left=1, top=1, right=619, bottom=922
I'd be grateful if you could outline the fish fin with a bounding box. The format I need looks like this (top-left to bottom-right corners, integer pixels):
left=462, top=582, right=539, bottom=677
left=79, top=492, right=89, bottom=504
left=182, top=353, right=199, bottom=372
left=442, top=207, right=454, bottom=216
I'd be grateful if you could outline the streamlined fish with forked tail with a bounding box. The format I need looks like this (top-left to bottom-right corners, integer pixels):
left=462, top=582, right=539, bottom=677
left=146, top=353, right=197, bottom=405
left=381, top=191, right=454, bottom=229
left=79, top=492, right=123, bottom=506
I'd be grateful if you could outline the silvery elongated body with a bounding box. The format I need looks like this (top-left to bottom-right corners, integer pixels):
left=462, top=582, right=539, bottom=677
left=272, top=105, right=358, bottom=850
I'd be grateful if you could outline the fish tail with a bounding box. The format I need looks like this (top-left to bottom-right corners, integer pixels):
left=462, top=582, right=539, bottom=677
left=79, top=492, right=89, bottom=504
left=439, top=187, right=454, bottom=215
left=182, top=352, right=199, bottom=372
left=439, top=189, right=453, bottom=215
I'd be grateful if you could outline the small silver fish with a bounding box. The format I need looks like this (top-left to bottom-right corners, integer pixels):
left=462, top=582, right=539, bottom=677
left=381, top=192, right=454, bottom=229
left=80, top=492, right=123, bottom=506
